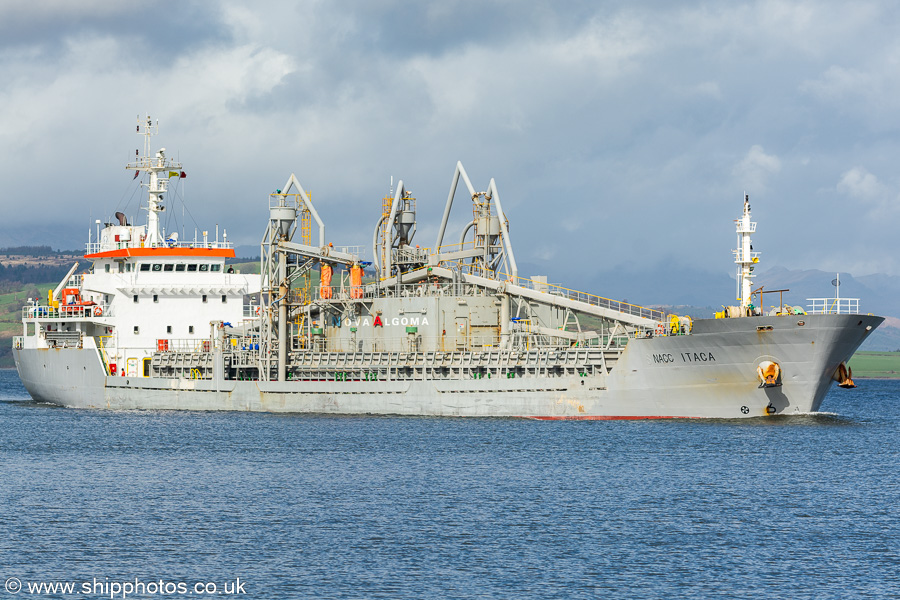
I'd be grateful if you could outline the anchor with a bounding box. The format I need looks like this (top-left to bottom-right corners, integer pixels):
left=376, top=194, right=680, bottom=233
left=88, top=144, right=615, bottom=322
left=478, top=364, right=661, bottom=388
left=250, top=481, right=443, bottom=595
left=834, top=362, right=856, bottom=389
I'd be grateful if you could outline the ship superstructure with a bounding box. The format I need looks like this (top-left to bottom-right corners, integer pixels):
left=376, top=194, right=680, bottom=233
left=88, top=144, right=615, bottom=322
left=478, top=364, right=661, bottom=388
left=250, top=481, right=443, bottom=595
left=12, top=118, right=882, bottom=418
left=14, top=117, right=260, bottom=381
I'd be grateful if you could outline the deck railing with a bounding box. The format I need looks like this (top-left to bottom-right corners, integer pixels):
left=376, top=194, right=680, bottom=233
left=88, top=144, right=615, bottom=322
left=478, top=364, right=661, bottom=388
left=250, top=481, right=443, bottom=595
left=85, top=239, right=234, bottom=254
left=806, top=298, right=860, bottom=315
left=446, top=263, right=664, bottom=321
left=22, top=303, right=111, bottom=320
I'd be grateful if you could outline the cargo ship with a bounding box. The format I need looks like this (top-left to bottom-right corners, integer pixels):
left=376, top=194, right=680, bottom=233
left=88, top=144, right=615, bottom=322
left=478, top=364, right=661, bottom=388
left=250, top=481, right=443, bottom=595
left=12, top=117, right=882, bottom=418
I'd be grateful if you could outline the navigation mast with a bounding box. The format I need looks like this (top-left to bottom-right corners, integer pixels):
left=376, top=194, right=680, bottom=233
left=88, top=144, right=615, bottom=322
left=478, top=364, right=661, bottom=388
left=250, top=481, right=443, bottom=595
left=126, top=115, right=182, bottom=246
left=734, top=194, right=759, bottom=312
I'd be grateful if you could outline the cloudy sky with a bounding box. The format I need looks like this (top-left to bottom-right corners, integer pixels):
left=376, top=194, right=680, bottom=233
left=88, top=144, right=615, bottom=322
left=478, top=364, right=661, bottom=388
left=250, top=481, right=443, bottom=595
left=1, top=0, right=898, bottom=302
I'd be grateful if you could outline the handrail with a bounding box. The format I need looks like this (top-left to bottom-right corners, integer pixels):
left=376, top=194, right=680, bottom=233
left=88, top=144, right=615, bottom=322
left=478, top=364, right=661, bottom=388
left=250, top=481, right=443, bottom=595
left=440, top=261, right=664, bottom=321
left=22, top=303, right=111, bottom=320
left=806, top=297, right=860, bottom=315
left=85, top=240, right=234, bottom=254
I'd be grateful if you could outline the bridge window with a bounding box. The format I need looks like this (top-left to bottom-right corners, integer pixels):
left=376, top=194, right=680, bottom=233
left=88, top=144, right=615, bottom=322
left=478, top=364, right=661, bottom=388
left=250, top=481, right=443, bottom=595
left=105, top=264, right=110, bottom=273
left=187, top=264, right=198, bottom=272
left=199, top=264, right=209, bottom=272
left=211, top=264, right=221, bottom=272
left=152, top=264, right=162, bottom=272
left=175, top=264, right=186, bottom=272
left=163, top=264, right=174, bottom=272
left=140, top=263, right=150, bottom=272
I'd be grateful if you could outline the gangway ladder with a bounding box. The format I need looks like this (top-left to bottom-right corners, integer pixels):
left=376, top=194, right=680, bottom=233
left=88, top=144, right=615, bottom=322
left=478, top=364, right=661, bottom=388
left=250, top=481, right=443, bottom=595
left=380, top=188, right=392, bottom=279
left=299, top=193, right=313, bottom=304
left=300, top=194, right=312, bottom=246
left=96, top=335, right=113, bottom=375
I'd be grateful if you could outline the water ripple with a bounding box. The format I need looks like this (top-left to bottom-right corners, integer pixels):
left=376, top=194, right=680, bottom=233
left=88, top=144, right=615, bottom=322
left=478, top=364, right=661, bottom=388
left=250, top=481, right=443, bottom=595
left=1, top=371, right=898, bottom=599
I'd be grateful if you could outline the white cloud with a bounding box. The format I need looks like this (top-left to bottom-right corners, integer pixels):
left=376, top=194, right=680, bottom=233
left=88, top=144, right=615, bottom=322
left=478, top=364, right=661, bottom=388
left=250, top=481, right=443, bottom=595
left=733, top=145, right=781, bottom=191
left=801, top=65, right=873, bottom=101
left=2, top=0, right=900, bottom=285
left=837, top=166, right=885, bottom=200
left=551, top=13, right=651, bottom=70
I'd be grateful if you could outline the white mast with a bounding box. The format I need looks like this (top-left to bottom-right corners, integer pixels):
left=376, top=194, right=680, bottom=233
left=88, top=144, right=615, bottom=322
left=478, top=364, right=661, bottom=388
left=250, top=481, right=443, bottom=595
left=126, top=115, right=182, bottom=247
left=734, top=194, right=759, bottom=312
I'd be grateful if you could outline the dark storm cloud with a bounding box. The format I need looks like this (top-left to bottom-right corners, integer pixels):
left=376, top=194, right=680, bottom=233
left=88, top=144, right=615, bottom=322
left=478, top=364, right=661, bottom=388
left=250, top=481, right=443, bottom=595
left=0, top=3, right=231, bottom=62
left=2, top=0, right=900, bottom=297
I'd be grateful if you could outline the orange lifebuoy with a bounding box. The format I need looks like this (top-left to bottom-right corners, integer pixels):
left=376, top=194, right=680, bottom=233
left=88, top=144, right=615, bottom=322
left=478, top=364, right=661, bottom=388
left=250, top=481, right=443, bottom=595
left=94, top=306, right=103, bottom=316
left=256, top=306, right=261, bottom=316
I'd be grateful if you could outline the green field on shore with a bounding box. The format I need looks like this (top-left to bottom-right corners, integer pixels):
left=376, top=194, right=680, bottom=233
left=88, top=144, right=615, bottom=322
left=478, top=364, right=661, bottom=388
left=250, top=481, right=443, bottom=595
left=848, top=351, right=900, bottom=379
left=0, top=284, right=53, bottom=367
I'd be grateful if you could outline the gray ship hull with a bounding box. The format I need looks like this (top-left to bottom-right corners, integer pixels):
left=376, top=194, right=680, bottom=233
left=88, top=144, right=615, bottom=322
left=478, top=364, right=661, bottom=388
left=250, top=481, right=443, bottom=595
left=14, top=314, right=881, bottom=419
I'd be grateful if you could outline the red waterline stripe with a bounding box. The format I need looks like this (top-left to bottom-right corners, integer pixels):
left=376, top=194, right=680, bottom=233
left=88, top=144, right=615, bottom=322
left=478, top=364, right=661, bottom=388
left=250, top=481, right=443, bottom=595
left=525, top=415, right=701, bottom=420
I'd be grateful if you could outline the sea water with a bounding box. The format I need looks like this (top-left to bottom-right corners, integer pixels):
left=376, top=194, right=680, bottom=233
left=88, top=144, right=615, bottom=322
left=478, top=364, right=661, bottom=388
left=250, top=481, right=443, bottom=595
left=0, top=369, right=897, bottom=599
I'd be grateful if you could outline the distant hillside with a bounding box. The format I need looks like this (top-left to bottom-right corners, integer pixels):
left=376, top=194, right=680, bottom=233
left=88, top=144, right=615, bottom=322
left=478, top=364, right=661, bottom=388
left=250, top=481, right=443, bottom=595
left=0, top=283, right=53, bottom=368
left=233, top=245, right=261, bottom=260
left=0, top=245, right=64, bottom=256
left=751, top=267, right=900, bottom=351
left=0, top=246, right=81, bottom=282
